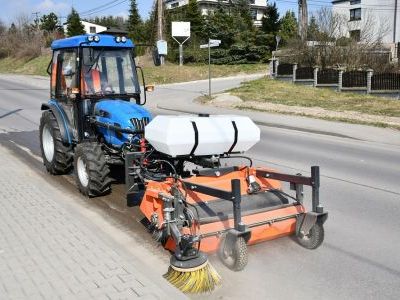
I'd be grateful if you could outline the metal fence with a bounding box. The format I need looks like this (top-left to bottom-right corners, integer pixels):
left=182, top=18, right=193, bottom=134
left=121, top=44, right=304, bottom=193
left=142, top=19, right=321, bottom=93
left=296, top=67, right=314, bottom=80
left=372, top=73, right=400, bottom=90
left=277, top=63, right=293, bottom=76
left=317, top=69, right=339, bottom=84
left=342, top=71, right=367, bottom=88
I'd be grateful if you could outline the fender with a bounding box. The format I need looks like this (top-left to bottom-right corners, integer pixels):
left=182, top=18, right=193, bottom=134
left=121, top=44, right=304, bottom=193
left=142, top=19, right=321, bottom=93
left=41, top=100, right=73, bottom=145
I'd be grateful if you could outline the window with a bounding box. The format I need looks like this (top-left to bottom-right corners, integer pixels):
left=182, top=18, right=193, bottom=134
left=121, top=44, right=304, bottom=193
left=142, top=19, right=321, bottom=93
left=82, top=48, right=140, bottom=96
left=56, top=49, right=77, bottom=99
left=171, top=2, right=179, bottom=8
left=250, top=9, right=257, bottom=20
left=350, top=8, right=361, bottom=21
left=89, top=26, right=96, bottom=33
left=350, top=30, right=361, bottom=41
left=350, top=0, right=361, bottom=4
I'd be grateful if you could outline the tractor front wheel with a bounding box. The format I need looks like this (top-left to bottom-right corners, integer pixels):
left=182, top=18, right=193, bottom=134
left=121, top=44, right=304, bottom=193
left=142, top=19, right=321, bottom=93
left=39, top=110, right=72, bottom=175
left=74, top=142, right=112, bottom=197
left=218, top=235, right=248, bottom=271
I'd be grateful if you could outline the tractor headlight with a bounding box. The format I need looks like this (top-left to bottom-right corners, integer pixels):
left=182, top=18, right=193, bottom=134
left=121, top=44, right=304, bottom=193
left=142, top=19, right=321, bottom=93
left=87, top=35, right=94, bottom=42
left=115, top=36, right=122, bottom=43
left=121, top=36, right=127, bottom=43
left=93, top=35, right=100, bottom=42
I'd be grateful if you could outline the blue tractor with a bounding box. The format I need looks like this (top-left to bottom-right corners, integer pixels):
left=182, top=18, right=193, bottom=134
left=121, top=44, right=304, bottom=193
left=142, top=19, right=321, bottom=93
left=39, top=34, right=160, bottom=196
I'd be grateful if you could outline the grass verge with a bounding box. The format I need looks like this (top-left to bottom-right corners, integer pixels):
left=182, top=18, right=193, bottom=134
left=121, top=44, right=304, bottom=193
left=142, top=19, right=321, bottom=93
left=229, top=77, right=400, bottom=117
left=0, top=54, right=266, bottom=83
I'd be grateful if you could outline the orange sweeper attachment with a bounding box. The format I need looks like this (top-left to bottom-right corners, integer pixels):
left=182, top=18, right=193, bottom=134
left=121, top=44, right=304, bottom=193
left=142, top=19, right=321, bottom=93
left=124, top=115, right=328, bottom=293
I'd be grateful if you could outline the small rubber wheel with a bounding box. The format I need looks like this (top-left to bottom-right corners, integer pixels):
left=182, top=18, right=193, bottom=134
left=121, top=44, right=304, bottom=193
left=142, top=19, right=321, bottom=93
left=218, top=235, right=248, bottom=271
left=74, top=142, right=112, bottom=197
left=39, top=110, right=72, bottom=175
left=296, top=222, right=324, bottom=249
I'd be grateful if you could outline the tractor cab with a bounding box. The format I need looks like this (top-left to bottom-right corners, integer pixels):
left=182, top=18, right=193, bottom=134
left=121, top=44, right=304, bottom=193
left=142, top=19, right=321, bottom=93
left=45, top=34, right=158, bottom=144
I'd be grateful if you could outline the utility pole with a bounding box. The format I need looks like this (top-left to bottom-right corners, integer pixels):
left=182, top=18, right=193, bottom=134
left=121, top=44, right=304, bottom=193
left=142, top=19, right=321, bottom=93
left=298, top=0, right=308, bottom=42
left=32, top=12, right=40, bottom=29
left=157, top=0, right=165, bottom=65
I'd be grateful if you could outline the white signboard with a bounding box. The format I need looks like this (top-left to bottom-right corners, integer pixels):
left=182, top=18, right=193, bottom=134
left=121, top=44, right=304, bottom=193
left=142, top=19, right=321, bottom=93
left=157, top=40, right=168, bottom=56
left=172, top=22, right=191, bottom=37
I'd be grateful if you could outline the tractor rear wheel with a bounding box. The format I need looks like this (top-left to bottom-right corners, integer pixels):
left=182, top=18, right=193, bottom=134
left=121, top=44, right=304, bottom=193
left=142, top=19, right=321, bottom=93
left=74, top=142, right=112, bottom=197
left=39, top=110, right=72, bottom=175
left=218, top=235, right=248, bottom=271
left=296, top=222, right=324, bottom=249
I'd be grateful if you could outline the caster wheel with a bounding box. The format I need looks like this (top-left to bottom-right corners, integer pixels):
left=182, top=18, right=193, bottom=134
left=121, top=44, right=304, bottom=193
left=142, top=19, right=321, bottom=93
left=218, top=235, right=248, bottom=271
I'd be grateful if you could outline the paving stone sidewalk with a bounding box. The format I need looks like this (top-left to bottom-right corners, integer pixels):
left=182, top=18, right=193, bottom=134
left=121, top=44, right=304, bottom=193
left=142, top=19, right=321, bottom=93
left=0, top=145, right=186, bottom=300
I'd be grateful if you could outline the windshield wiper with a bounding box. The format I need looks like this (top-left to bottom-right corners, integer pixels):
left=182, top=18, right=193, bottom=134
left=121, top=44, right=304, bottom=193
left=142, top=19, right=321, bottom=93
left=87, top=49, right=104, bottom=73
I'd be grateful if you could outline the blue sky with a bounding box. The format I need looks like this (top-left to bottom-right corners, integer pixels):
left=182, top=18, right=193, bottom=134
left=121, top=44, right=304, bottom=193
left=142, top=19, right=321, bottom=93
left=0, top=0, right=333, bottom=24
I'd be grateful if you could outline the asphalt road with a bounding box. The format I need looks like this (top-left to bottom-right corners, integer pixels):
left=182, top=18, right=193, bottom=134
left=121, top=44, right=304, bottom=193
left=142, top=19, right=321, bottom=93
left=0, top=74, right=399, bottom=299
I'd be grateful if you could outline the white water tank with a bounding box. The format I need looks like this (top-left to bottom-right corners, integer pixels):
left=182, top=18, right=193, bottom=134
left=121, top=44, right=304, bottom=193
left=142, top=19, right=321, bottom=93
left=144, top=115, right=260, bottom=157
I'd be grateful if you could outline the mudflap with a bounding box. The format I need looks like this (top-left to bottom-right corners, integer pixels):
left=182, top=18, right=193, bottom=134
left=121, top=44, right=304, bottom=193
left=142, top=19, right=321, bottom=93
left=296, top=212, right=328, bottom=236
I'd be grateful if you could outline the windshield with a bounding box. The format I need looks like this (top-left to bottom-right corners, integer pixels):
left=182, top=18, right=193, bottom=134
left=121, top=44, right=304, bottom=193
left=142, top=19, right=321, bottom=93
left=82, top=48, right=140, bottom=96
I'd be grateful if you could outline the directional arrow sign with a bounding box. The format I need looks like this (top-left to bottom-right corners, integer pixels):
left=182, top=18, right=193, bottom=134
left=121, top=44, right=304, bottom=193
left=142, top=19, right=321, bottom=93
left=200, top=44, right=209, bottom=49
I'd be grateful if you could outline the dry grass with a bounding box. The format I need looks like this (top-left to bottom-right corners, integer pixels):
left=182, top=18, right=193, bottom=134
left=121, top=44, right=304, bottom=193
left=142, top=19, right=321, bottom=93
left=229, top=77, right=400, bottom=117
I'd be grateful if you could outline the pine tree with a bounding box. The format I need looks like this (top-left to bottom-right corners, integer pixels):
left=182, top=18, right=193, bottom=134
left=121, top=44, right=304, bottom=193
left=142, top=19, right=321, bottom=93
left=308, top=15, right=319, bottom=41
left=127, top=0, right=143, bottom=42
left=279, top=11, right=298, bottom=44
left=40, top=12, right=59, bottom=32
left=66, top=8, right=85, bottom=36
left=186, top=0, right=204, bottom=36
left=262, top=2, right=280, bottom=34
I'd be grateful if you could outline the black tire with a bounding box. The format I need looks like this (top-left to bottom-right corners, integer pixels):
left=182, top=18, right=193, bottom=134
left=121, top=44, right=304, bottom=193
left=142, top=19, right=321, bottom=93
left=39, top=110, right=72, bottom=175
left=218, top=235, right=248, bottom=271
left=296, top=222, right=324, bottom=249
left=74, top=142, right=112, bottom=197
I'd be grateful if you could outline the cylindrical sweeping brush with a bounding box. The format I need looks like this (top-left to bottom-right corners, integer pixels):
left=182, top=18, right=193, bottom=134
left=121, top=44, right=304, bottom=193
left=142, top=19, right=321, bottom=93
left=164, top=251, right=221, bottom=293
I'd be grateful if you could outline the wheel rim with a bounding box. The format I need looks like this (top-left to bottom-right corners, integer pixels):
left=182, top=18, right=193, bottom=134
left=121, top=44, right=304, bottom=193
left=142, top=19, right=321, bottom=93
left=42, top=123, right=54, bottom=162
left=77, top=157, right=89, bottom=187
left=221, top=240, right=235, bottom=266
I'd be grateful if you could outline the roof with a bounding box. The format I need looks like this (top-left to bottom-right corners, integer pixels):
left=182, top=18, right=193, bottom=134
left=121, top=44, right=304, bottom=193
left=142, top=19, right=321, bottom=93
left=99, top=27, right=128, bottom=35
left=51, top=34, right=134, bottom=50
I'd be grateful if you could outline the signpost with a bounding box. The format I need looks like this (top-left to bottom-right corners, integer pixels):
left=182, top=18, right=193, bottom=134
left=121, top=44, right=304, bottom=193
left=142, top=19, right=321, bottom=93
left=200, top=39, right=221, bottom=99
left=172, top=22, right=191, bottom=66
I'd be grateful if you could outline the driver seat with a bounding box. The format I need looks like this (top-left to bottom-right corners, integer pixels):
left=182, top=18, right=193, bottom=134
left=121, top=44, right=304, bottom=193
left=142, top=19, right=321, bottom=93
left=82, top=69, right=102, bottom=95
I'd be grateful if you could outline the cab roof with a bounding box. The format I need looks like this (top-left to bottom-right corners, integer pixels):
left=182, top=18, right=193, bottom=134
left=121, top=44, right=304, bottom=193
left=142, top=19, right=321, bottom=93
left=51, top=34, right=134, bottom=50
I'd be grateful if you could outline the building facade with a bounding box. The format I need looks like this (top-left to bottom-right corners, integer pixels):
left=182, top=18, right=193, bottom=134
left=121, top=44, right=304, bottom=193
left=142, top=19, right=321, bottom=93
left=63, top=21, right=107, bottom=35
left=164, top=0, right=268, bottom=27
left=332, top=0, right=400, bottom=44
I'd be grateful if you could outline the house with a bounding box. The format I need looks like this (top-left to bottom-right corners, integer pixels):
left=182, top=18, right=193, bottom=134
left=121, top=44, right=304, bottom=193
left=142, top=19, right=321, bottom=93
left=164, top=0, right=268, bottom=27
left=332, top=0, right=400, bottom=45
left=63, top=21, right=107, bottom=35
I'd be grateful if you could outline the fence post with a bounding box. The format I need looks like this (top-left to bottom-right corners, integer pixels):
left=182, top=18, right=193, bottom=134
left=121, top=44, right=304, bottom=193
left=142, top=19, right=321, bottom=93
left=338, top=68, right=344, bottom=92
left=313, top=66, right=319, bottom=87
left=293, top=63, right=298, bottom=83
left=366, top=69, right=373, bottom=94
left=269, top=58, right=277, bottom=77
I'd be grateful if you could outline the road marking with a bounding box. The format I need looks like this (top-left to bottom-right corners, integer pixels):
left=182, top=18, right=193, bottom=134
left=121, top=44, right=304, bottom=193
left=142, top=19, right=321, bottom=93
left=9, top=140, right=42, bottom=162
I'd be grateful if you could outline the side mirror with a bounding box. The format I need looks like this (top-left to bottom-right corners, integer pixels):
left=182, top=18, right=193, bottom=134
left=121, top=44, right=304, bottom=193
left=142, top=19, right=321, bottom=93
left=145, top=84, right=155, bottom=92
left=152, top=48, right=161, bottom=66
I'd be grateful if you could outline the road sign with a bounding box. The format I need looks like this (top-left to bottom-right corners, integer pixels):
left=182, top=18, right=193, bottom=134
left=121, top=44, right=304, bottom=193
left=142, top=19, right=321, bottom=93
left=172, top=22, right=191, bottom=37
left=209, top=39, right=221, bottom=45
left=156, top=40, right=168, bottom=56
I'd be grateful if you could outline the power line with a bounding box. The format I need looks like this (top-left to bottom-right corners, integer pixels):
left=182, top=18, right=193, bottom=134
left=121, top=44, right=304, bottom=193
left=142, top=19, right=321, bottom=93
left=80, top=0, right=129, bottom=17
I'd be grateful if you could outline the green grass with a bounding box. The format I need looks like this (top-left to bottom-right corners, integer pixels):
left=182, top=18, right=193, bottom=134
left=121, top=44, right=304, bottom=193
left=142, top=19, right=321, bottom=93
left=229, top=77, right=400, bottom=117
left=0, top=54, right=266, bottom=84
left=0, top=55, right=52, bottom=76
